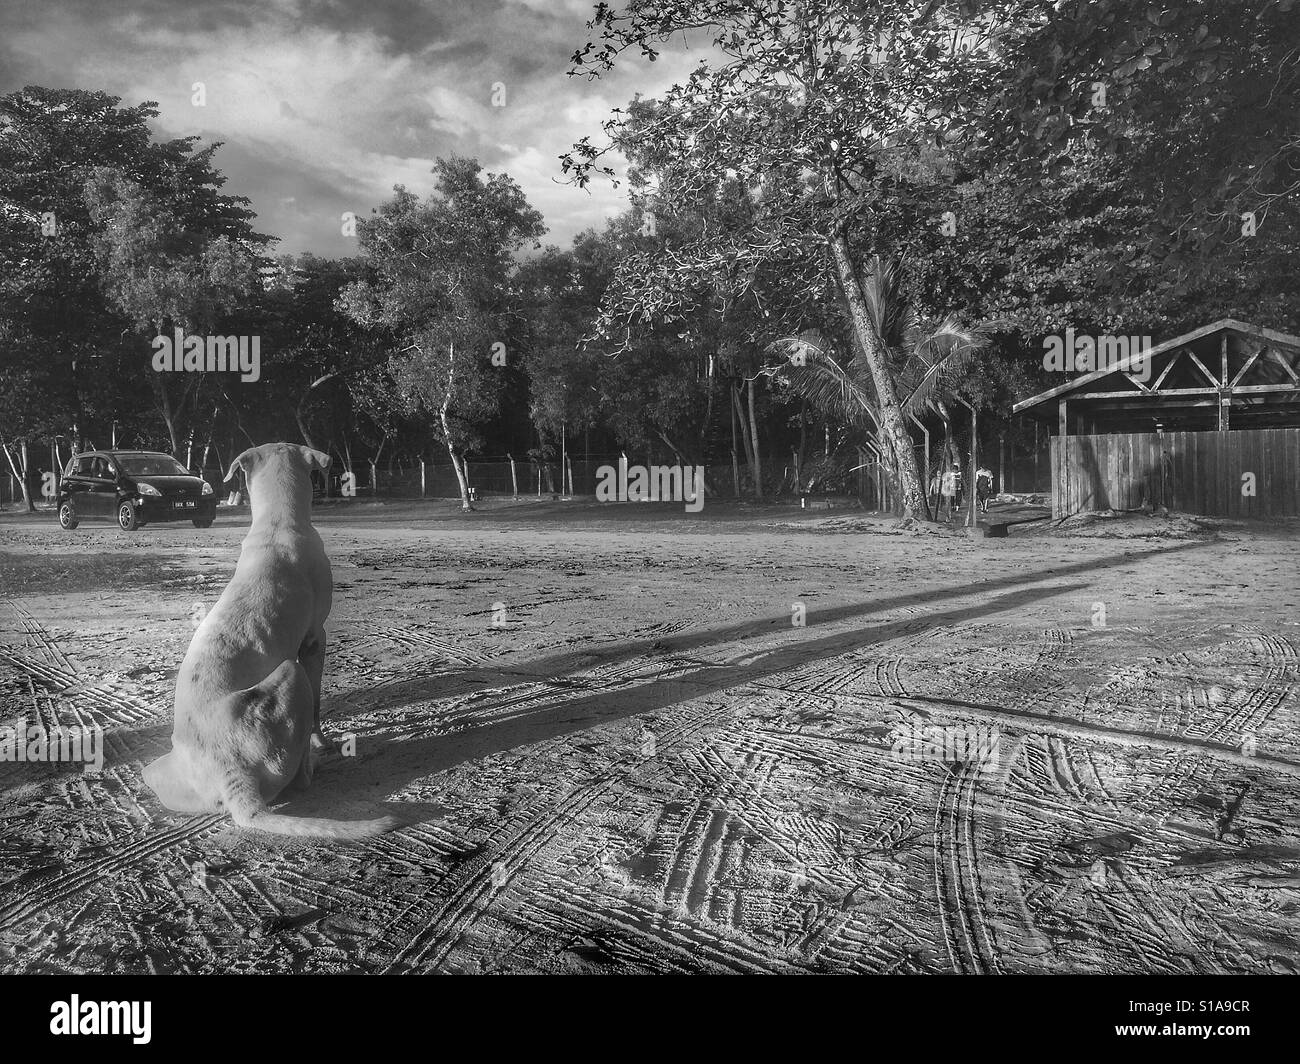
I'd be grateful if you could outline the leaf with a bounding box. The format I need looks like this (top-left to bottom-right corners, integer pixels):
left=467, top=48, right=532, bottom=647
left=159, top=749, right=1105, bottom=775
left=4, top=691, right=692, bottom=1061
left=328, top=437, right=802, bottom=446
left=899, top=318, right=996, bottom=416
left=764, top=333, right=880, bottom=430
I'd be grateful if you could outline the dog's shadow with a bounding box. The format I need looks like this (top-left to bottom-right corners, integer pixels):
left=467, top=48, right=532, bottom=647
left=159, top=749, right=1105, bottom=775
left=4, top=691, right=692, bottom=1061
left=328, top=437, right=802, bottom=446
left=273, top=789, right=449, bottom=835
left=294, top=580, right=1097, bottom=831
left=268, top=749, right=455, bottom=832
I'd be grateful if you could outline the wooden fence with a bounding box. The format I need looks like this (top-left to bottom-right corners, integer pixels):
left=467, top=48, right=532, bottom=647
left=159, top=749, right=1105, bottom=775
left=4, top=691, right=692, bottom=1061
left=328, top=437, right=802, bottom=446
left=1050, top=427, right=1300, bottom=519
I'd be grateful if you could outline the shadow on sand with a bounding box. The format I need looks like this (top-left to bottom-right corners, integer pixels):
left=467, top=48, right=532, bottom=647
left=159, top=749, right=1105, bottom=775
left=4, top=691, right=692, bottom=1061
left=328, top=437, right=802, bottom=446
left=283, top=538, right=1214, bottom=825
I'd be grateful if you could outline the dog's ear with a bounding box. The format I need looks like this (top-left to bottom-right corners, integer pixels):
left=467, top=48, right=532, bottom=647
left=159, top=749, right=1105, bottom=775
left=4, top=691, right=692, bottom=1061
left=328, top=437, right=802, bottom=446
left=297, top=446, right=331, bottom=472
left=224, top=447, right=261, bottom=484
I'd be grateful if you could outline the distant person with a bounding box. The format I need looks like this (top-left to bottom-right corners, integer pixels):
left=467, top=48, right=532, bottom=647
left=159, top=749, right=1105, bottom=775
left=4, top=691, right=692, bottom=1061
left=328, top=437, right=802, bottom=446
left=975, top=468, right=995, bottom=514
left=940, top=464, right=961, bottom=520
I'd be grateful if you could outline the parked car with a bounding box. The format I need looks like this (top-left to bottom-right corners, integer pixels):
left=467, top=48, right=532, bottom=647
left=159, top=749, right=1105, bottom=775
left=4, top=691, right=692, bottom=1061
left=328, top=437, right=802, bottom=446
left=56, top=450, right=217, bottom=531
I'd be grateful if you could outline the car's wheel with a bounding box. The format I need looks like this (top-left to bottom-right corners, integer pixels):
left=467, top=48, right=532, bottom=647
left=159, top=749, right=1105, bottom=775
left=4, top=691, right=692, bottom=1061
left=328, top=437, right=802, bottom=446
left=192, top=517, right=213, bottom=528
left=58, top=501, right=78, bottom=529
left=117, top=500, right=141, bottom=531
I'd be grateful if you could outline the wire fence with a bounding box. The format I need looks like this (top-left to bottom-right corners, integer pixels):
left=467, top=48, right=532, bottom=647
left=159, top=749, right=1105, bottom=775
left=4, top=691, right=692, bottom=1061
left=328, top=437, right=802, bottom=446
left=1, top=442, right=1050, bottom=507
left=339, top=453, right=889, bottom=503
left=0, top=452, right=917, bottom=509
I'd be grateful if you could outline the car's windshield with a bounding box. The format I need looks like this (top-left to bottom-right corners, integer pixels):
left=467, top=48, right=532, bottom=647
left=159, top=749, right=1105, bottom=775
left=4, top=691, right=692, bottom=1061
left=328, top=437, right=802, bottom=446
left=116, top=455, right=190, bottom=476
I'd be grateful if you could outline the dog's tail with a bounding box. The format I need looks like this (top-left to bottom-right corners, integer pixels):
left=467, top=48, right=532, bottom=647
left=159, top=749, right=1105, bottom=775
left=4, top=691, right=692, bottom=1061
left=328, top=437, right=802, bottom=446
left=229, top=798, right=400, bottom=840
left=220, top=660, right=399, bottom=841
left=223, top=769, right=399, bottom=840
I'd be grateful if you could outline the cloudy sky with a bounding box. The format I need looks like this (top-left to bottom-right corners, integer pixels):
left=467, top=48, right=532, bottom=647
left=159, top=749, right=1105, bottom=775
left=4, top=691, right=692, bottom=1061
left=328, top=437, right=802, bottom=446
left=0, top=0, right=698, bottom=257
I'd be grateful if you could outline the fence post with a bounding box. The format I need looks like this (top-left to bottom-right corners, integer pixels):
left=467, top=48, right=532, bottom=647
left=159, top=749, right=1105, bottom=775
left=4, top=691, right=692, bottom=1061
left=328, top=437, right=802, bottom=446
left=968, top=402, right=978, bottom=528
left=1156, top=423, right=1167, bottom=512
left=508, top=453, right=518, bottom=497
left=1058, top=399, right=1068, bottom=517
left=566, top=456, right=573, bottom=495
left=420, top=459, right=425, bottom=498
left=909, top=413, right=930, bottom=519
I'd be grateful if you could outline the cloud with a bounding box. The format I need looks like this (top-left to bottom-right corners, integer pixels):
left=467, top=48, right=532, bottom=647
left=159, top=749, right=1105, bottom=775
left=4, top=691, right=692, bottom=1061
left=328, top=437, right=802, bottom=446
left=0, top=0, right=702, bottom=257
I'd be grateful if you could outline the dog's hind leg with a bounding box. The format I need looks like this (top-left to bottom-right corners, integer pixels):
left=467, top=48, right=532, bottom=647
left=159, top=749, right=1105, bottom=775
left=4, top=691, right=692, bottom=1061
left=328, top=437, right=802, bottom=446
left=288, top=733, right=315, bottom=792
left=298, top=628, right=335, bottom=755
left=214, top=660, right=395, bottom=840
left=221, top=662, right=396, bottom=839
left=228, top=659, right=315, bottom=798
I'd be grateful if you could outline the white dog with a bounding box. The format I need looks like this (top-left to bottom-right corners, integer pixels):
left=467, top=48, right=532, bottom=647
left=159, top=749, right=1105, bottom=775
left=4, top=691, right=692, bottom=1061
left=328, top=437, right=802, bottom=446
left=143, top=442, right=396, bottom=840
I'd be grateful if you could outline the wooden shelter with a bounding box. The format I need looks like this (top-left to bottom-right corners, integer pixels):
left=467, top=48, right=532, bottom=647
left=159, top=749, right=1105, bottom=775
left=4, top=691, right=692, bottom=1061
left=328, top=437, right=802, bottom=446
left=1012, top=319, right=1300, bottom=518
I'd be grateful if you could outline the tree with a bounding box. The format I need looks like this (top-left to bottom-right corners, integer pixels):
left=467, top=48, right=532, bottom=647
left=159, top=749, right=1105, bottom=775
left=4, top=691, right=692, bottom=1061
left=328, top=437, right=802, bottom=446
left=0, top=86, right=267, bottom=464
left=987, top=0, right=1300, bottom=278
left=85, top=168, right=262, bottom=454
left=256, top=254, right=391, bottom=478
left=516, top=242, right=608, bottom=489
left=339, top=159, right=545, bottom=510
left=564, top=0, right=1010, bottom=518
left=768, top=255, right=992, bottom=512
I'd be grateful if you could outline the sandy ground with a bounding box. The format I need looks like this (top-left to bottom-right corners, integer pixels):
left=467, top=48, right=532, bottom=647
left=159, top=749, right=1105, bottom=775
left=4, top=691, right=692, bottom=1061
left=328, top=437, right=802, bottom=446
left=1, top=498, right=1299, bottom=974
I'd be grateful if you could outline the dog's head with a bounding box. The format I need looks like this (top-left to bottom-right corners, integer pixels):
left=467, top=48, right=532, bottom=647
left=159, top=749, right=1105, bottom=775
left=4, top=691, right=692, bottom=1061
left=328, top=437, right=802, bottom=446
left=224, top=443, right=330, bottom=510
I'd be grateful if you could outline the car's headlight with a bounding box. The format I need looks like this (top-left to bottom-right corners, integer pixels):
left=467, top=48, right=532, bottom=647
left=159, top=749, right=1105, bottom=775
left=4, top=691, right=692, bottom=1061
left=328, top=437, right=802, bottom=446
left=201, top=481, right=213, bottom=495
left=137, top=483, right=161, bottom=496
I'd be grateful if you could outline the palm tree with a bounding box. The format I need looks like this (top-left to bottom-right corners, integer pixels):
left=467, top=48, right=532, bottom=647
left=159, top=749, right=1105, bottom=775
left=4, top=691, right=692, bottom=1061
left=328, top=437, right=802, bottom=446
left=764, top=255, right=995, bottom=519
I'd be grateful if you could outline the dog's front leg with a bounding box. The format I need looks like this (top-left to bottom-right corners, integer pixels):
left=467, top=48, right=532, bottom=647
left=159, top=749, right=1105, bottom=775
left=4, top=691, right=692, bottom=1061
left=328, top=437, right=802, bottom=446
left=299, top=629, right=336, bottom=756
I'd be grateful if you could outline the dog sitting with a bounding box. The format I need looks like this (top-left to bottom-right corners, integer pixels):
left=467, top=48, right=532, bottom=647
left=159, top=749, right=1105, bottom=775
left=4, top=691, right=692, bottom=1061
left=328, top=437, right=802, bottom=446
left=143, top=442, right=396, bottom=840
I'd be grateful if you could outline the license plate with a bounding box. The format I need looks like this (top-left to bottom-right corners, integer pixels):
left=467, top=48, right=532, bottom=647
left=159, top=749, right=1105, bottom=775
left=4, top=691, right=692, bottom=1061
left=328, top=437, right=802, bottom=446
left=173, top=500, right=196, bottom=509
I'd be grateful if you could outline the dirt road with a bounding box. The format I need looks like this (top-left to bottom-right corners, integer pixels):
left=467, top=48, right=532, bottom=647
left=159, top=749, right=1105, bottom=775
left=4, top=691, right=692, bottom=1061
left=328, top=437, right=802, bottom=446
left=2, top=500, right=1298, bottom=973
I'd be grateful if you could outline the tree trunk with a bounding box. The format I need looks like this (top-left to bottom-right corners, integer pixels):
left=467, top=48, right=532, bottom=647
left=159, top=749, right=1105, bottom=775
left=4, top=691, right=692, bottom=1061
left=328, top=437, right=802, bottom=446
left=438, top=341, right=472, bottom=510
left=150, top=318, right=186, bottom=456
left=874, top=429, right=902, bottom=513
left=699, top=354, right=715, bottom=466
left=797, top=399, right=807, bottom=481
left=746, top=376, right=763, bottom=499
left=296, top=373, right=339, bottom=452
left=200, top=405, right=218, bottom=474
left=829, top=232, right=926, bottom=519
left=158, top=376, right=180, bottom=456
left=1, top=438, right=34, bottom=512
left=730, top=384, right=757, bottom=497
left=437, top=352, right=469, bottom=507
left=295, top=407, right=316, bottom=450
left=443, top=431, right=472, bottom=510
left=968, top=403, right=979, bottom=529
left=657, top=429, right=688, bottom=465
left=541, top=452, right=556, bottom=494
left=939, top=415, right=956, bottom=518
left=21, top=439, right=34, bottom=511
